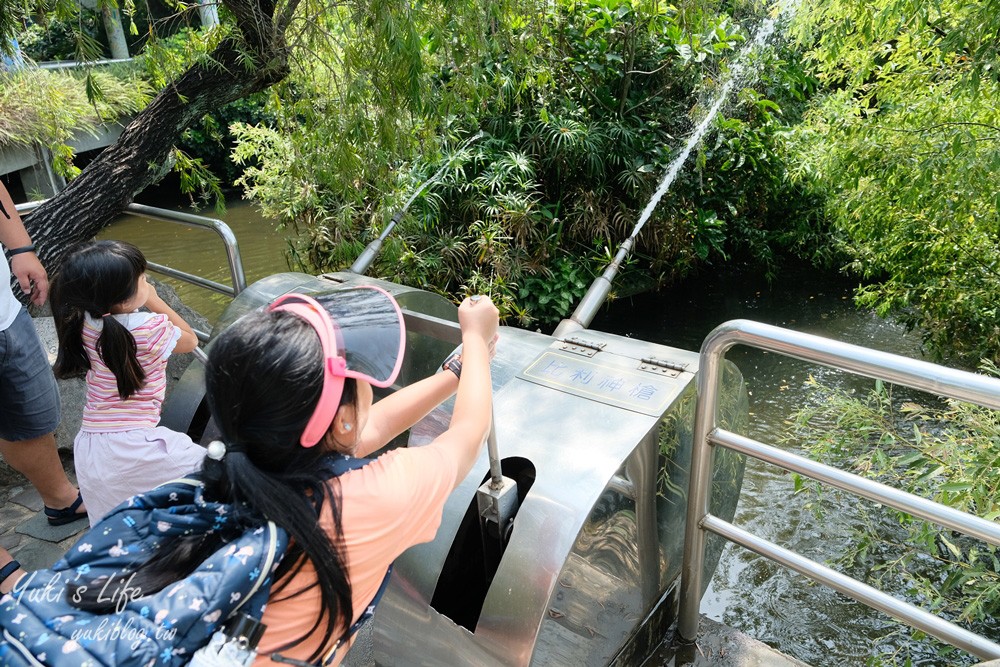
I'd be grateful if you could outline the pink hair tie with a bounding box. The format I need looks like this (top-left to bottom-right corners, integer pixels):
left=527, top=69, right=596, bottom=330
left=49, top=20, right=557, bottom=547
left=101, top=313, right=112, bottom=318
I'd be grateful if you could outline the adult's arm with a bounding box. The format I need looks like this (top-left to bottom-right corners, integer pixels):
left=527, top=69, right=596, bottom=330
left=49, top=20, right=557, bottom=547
left=0, top=182, right=49, bottom=305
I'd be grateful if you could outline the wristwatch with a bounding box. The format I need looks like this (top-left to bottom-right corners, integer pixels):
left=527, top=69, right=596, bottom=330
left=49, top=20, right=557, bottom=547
left=442, top=352, right=462, bottom=379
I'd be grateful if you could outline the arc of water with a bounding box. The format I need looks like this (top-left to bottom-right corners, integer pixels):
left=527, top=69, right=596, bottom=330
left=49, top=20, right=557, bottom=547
left=554, top=0, right=798, bottom=337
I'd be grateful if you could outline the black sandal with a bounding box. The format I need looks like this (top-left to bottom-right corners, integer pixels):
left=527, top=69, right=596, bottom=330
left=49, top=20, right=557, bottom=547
left=44, top=491, right=87, bottom=526
left=0, top=559, right=21, bottom=593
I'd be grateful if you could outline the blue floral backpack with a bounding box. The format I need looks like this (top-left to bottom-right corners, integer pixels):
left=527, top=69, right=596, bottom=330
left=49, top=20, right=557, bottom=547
left=0, top=474, right=288, bottom=666
left=0, top=455, right=384, bottom=667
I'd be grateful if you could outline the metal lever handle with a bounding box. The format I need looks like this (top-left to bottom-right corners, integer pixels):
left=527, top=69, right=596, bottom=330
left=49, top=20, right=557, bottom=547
left=487, top=409, right=503, bottom=489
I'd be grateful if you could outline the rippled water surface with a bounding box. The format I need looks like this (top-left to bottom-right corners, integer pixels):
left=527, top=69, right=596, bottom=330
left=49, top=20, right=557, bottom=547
left=98, top=199, right=293, bottom=322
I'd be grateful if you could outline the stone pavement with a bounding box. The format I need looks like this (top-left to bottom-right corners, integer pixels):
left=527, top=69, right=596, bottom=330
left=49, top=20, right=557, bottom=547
left=647, top=617, right=809, bottom=667
left=0, top=457, right=88, bottom=572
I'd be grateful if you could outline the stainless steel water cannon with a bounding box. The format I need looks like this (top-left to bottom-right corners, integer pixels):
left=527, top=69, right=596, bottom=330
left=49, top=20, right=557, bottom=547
left=164, top=270, right=749, bottom=666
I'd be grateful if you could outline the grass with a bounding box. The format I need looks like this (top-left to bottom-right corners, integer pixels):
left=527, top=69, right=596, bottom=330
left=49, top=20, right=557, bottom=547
left=0, top=65, right=152, bottom=159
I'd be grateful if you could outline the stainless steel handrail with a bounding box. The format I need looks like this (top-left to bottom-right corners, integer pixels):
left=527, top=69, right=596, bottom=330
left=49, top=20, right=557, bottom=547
left=125, top=202, right=248, bottom=297
left=37, top=58, right=134, bottom=70
left=16, top=200, right=247, bottom=343
left=678, top=319, right=1000, bottom=661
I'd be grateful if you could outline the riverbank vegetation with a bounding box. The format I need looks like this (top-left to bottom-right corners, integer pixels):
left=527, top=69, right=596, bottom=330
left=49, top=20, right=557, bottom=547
left=786, top=0, right=1000, bottom=365
left=228, top=0, right=821, bottom=324
left=5, top=0, right=997, bottom=359
left=0, top=66, right=151, bottom=178
left=790, top=375, right=1000, bottom=665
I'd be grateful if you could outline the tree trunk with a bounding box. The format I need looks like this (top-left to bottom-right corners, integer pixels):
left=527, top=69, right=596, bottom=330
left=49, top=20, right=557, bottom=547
left=26, top=5, right=290, bottom=272
left=198, top=0, right=220, bottom=29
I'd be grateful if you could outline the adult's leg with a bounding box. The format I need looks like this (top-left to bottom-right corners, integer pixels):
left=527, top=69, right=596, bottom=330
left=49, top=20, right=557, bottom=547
left=0, top=433, right=79, bottom=510
left=0, top=307, right=84, bottom=514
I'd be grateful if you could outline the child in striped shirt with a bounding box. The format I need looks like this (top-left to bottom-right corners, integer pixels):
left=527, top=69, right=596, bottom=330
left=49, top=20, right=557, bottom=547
left=52, top=240, right=206, bottom=525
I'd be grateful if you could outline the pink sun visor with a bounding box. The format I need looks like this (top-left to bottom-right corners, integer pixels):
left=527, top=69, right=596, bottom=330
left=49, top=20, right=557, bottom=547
left=268, top=286, right=406, bottom=447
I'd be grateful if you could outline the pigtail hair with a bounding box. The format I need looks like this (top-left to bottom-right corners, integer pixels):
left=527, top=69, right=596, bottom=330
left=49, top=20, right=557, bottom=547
left=52, top=300, right=90, bottom=380
left=97, top=315, right=146, bottom=399
left=50, top=240, right=148, bottom=396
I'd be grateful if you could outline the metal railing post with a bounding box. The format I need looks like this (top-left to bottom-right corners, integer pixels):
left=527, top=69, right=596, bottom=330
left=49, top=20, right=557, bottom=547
left=16, top=200, right=248, bottom=359
left=677, top=332, right=726, bottom=643
left=15, top=200, right=248, bottom=297
left=125, top=203, right=247, bottom=295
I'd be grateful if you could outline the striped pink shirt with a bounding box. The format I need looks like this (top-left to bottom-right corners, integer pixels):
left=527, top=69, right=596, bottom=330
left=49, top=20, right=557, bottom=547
left=80, top=312, right=180, bottom=432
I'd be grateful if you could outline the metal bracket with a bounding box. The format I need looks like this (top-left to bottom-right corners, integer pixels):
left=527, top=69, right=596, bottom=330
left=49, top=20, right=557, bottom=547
left=476, top=476, right=520, bottom=578
left=638, top=356, right=687, bottom=377
left=559, top=336, right=606, bottom=358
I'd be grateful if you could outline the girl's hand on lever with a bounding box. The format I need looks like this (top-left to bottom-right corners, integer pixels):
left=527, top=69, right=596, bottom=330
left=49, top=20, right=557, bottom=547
left=458, top=295, right=499, bottom=350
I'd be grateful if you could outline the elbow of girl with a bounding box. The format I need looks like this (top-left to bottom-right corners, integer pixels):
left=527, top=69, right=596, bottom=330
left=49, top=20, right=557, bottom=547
left=174, top=330, right=199, bottom=354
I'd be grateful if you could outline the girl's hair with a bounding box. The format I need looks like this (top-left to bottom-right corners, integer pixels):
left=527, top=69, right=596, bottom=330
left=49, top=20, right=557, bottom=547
left=71, top=309, right=359, bottom=661
left=52, top=240, right=147, bottom=399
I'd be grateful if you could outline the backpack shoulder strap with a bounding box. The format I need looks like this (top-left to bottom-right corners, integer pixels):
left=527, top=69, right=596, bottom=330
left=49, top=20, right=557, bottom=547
left=318, top=454, right=393, bottom=665
left=323, top=454, right=375, bottom=478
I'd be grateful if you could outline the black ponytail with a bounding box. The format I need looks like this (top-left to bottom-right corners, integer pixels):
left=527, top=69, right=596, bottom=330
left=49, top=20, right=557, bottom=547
left=201, top=312, right=358, bottom=659
left=52, top=240, right=147, bottom=398
left=52, top=302, right=87, bottom=380
left=97, top=315, right=145, bottom=399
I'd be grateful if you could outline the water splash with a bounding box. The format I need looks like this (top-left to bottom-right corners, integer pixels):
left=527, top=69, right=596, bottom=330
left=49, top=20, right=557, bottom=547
left=626, top=0, right=801, bottom=241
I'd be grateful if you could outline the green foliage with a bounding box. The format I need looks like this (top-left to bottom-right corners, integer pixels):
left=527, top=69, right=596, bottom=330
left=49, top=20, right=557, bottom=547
left=0, top=66, right=152, bottom=176
left=17, top=10, right=105, bottom=61
left=789, top=374, right=1000, bottom=663
left=137, top=26, right=220, bottom=89
left=518, top=254, right=591, bottom=325
left=178, top=92, right=274, bottom=186
left=786, top=0, right=1000, bottom=362
left=170, top=147, right=224, bottom=210
left=231, top=0, right=811, bottom=320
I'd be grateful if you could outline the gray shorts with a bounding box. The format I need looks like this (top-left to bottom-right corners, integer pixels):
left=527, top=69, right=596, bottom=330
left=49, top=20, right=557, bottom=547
left=0, top=306, right=60, bottom=441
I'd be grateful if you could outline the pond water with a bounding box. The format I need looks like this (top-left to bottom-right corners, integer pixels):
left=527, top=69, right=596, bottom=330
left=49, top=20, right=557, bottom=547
left=99, top=200, right=989, bottom=666
left=97, top=199, right=294, bottom=323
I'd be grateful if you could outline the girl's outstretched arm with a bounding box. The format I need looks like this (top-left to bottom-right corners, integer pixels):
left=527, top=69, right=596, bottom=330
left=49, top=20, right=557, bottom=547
left=144, top=285, right=198, bottom=354
left=355, top=371, right=461, bottom=457
left=357, top=324, right=499, bottom=458
left=426, top=296, right=498, bottom=487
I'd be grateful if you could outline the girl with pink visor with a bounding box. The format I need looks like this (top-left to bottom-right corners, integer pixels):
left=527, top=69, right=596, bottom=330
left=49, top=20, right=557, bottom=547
left=74, top=285, right=498, bottom=666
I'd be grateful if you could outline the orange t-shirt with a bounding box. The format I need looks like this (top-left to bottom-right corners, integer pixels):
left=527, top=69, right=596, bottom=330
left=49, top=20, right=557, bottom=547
left=254, top=445, right=459, bottom=665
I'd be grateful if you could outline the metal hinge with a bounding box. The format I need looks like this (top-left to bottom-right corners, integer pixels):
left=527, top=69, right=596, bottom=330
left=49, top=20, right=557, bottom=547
left=559, top=336, right=606, bottom=358
left=638, top=356, right=688, bottom=377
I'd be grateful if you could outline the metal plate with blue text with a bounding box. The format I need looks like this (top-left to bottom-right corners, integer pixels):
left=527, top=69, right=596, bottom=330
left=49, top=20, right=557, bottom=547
left=518, top=349, right=681, bottom=417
